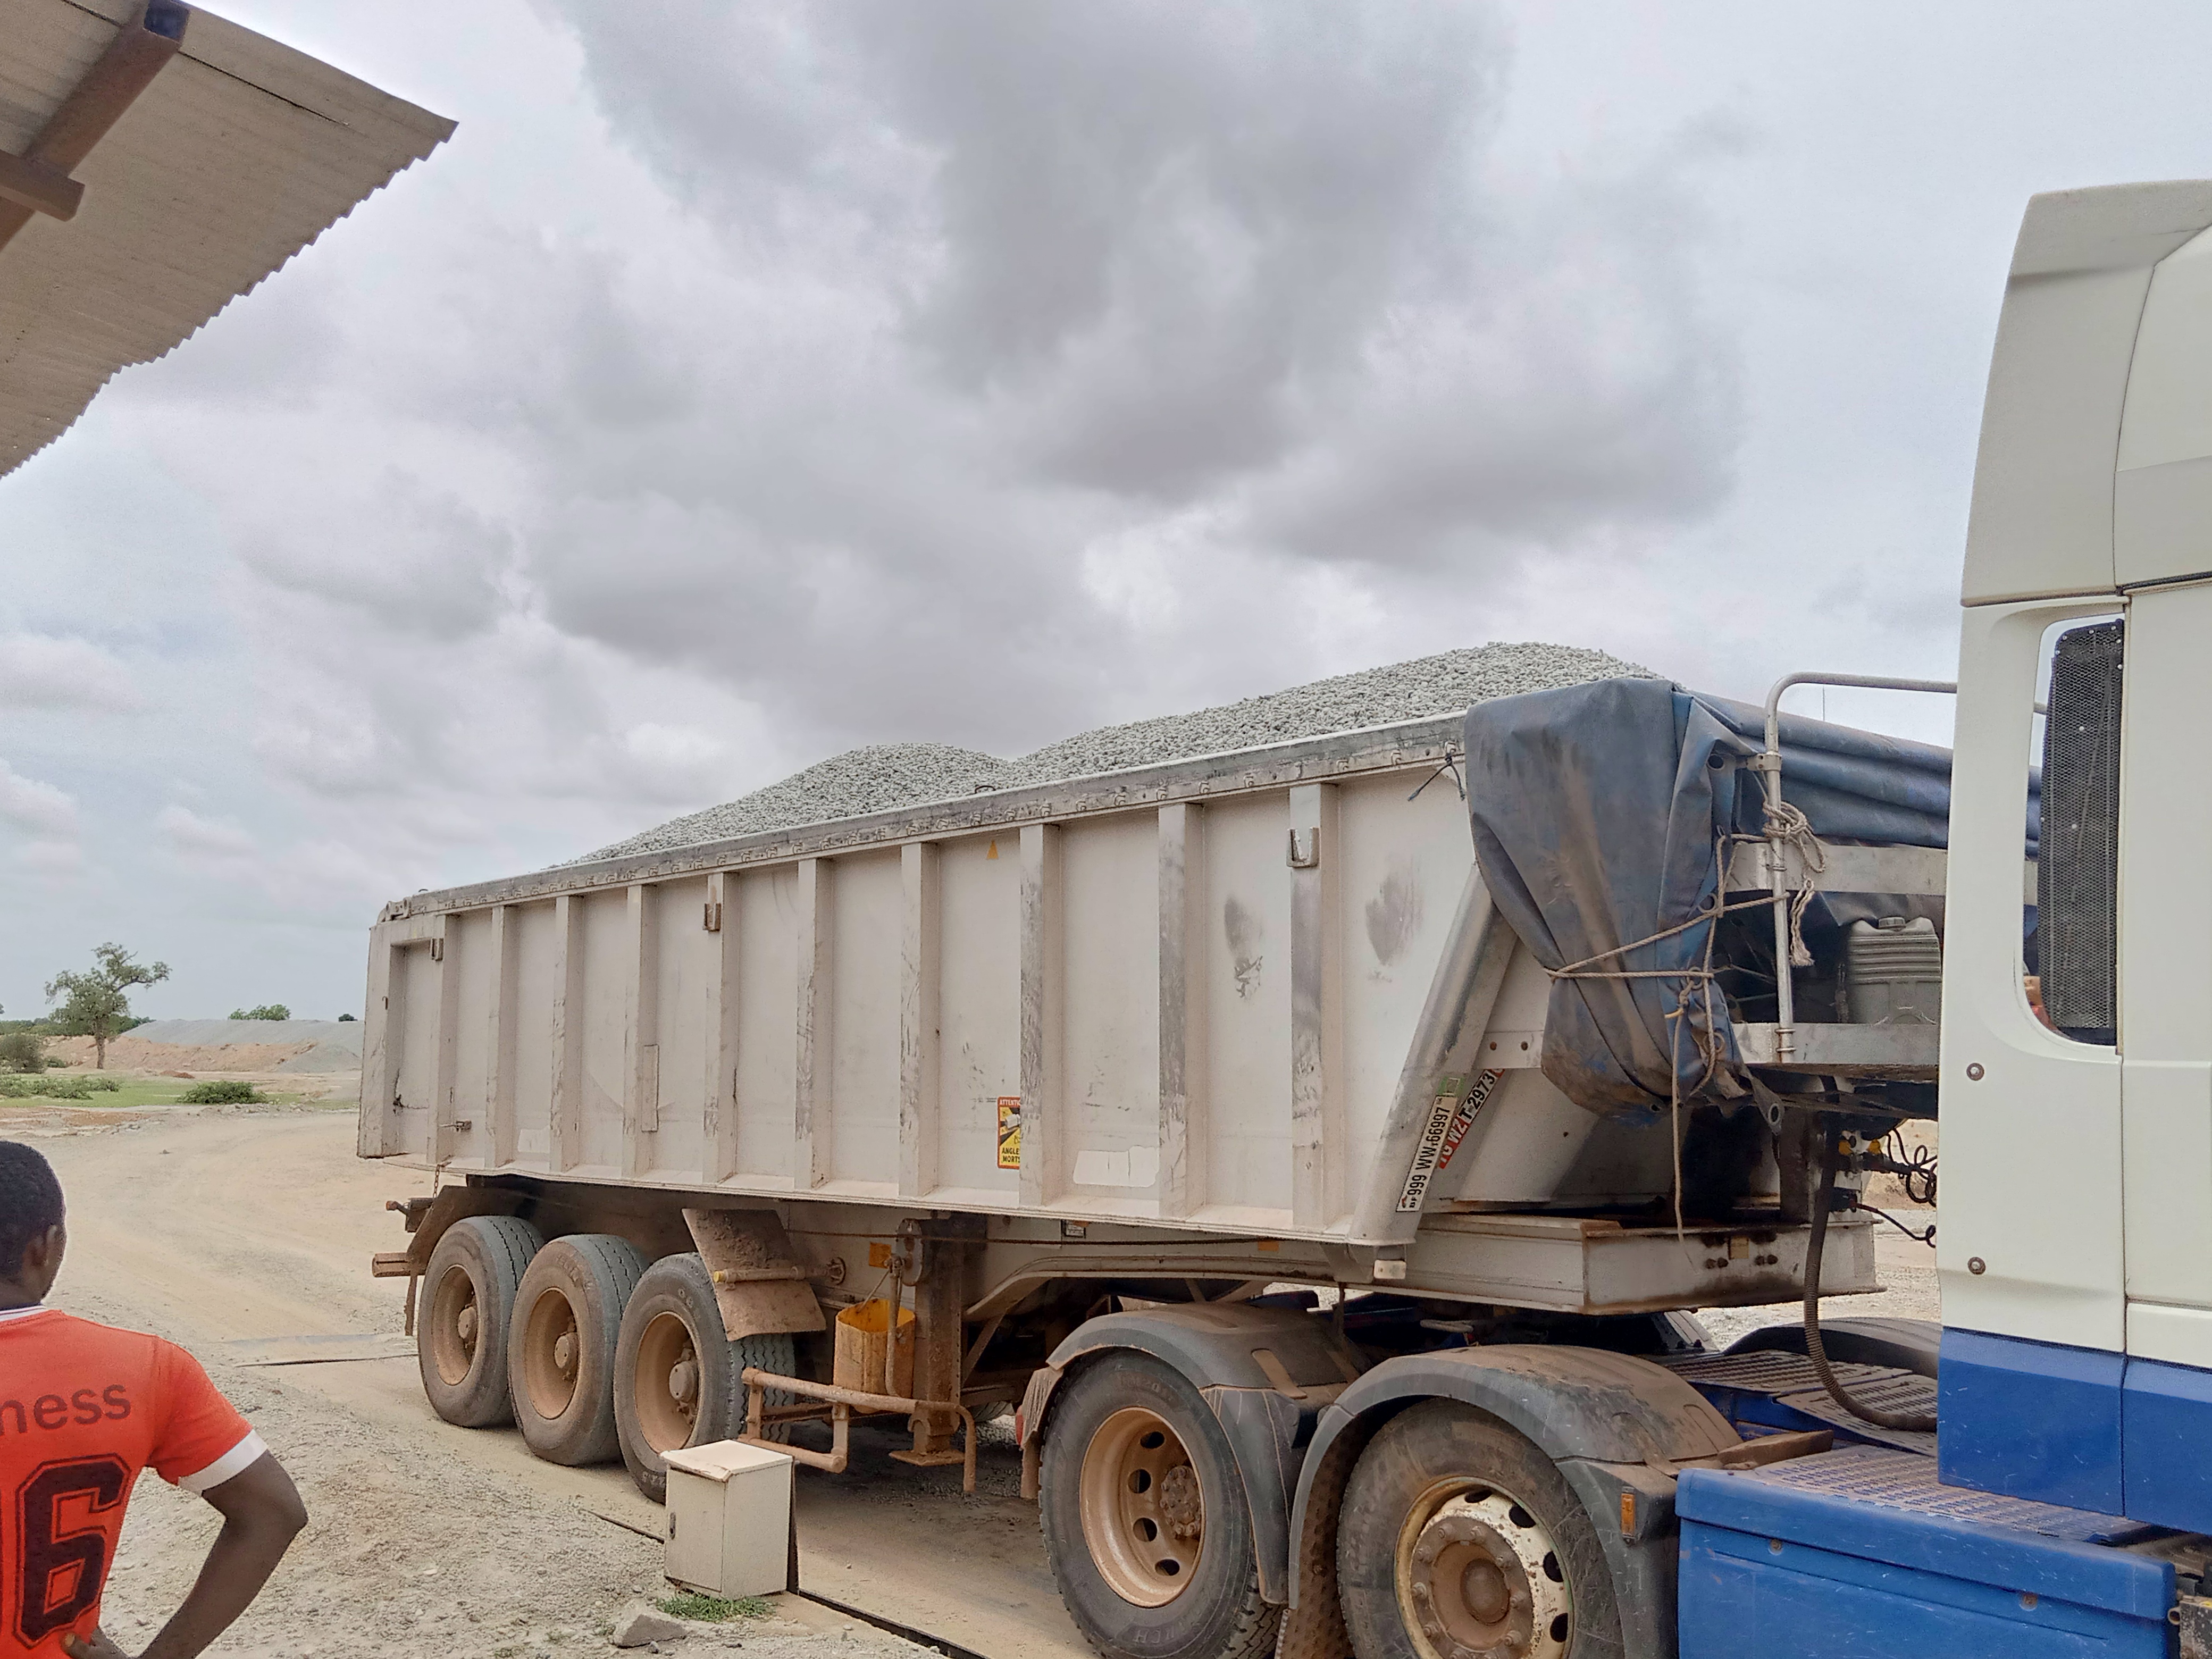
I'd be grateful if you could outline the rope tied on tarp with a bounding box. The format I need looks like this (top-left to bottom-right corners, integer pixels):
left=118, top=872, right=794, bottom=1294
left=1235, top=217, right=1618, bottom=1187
left=1540, top=833, right=1803, bottom=1240
left=1762, top=797, right=1826, bottom=969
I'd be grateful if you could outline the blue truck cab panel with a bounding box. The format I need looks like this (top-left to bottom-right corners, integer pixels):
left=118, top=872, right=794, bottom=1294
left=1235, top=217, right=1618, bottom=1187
left=1941, top=1326, right=2212, bottom=1536
left=1677, top=1445, right=2173, bottom=1659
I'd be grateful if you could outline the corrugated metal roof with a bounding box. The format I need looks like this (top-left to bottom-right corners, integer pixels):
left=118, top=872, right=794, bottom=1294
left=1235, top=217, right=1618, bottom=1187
left=0, top=0, right=454, bottom=477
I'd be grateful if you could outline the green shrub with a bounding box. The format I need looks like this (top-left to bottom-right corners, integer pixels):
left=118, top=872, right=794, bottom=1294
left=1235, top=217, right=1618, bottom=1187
left=0, top=1032, right=47, bottom=1073
left=230, top=1005, right=291, bottom=1021
left=181, top=1079, right=263, bottom=1104
left=652, top=1593, right=769, bottom=1623
left=0, top=1074, right=121, bottom=1100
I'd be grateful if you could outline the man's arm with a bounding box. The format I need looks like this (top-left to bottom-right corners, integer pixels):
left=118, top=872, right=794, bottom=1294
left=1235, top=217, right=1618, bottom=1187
left=64, top=1453, right=307, bottom=1659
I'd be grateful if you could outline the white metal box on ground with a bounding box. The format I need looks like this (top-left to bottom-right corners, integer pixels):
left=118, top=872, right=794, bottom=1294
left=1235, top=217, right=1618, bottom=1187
left=663, top=1440, right=793, bottom=1599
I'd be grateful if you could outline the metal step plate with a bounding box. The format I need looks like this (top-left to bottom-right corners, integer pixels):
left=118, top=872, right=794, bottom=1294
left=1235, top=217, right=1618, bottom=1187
left=1661, top=1349, right=1938, bottom=1456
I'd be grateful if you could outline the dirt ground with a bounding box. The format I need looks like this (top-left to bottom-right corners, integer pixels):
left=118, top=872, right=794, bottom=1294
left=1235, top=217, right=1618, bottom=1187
left=6, top=1080, right=1940, bottom=1658
left=10, top=1086, right=952, bottom=1659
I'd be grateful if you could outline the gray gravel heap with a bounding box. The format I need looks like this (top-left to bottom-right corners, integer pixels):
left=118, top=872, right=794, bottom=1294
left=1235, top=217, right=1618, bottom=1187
left=584, top=642, right=1653, bottom=862
left=1005, top=641, right=1650, bottom=784
left=593, top=743, right=1014, bottom=862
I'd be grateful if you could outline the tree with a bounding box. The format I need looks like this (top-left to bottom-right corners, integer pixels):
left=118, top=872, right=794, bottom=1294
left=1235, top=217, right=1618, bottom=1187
left=230, top=1004, right=291, bottom=1021
left=0, top=1032, right=45, bottom=1073
left=47, top=944, right=169, bottom=1070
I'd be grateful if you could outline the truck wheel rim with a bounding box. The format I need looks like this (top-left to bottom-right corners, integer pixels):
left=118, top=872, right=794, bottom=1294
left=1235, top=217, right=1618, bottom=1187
left=1078, top=1406, right=1203, bottom=1607
left=521, top=1287, right=583, bottom=1420
left=428, top=1265, right=479, bottom=1386
left=1393, top=1481, right=1571, bottom=1659
left=633, top=1310, right=701, bottom=1453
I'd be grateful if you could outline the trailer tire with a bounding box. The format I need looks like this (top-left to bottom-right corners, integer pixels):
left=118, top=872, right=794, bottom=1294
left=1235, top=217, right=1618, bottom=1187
left=1337, top=1400, right=1620, bottom=1659
left=1039, top=1352, right=1279, bottom=1659
left=418, top=1215, right=543, bottom=1427
left=508, top=1233, right=647, bottom=1466
left=614, top=1252, right=797, bottom=1502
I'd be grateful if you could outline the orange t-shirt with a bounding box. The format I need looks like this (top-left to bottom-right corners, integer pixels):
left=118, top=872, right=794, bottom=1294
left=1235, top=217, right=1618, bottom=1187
left=0, top=1306, right=259, bottom=1658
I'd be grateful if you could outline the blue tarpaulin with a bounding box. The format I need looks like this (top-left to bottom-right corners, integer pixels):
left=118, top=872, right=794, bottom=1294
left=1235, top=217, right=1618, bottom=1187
left=1462, top=677, right=2014, bottom=1119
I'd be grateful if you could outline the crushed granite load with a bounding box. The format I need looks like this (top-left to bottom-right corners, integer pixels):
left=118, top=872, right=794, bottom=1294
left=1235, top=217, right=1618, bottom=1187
left=584, top=641, right=1654, bottom=862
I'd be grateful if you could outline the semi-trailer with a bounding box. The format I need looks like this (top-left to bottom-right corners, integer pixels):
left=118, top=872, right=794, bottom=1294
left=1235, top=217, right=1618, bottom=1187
left=364, top=180, right=2212, bottom=1659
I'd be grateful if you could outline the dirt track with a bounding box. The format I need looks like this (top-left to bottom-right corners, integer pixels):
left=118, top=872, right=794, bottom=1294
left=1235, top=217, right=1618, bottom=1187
left=11, top=1093, right=1936, bottom=1658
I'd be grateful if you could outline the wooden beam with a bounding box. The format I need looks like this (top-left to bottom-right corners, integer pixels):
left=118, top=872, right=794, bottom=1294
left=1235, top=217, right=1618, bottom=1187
left=0, top=153, right=81, bottom=222
left=0, top=2, right=187, bottom=253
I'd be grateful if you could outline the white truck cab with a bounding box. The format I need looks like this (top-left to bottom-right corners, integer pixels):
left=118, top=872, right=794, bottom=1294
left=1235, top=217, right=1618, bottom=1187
left=1941, top=182, right=2212, bottom=1530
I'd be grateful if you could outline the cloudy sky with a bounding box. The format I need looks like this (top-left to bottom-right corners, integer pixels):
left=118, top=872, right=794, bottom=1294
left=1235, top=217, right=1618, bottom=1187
left=6, top=1, right=2211, bottom=1020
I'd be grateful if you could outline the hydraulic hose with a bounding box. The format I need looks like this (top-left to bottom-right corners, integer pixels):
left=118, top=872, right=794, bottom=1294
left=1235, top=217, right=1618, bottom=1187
left=1802, top=1126, right=1937, bottom=1431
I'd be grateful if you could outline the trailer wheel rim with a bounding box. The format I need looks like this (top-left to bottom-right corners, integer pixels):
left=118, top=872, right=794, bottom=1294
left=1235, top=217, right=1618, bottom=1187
left=633, top=1310, right=702, bottom=1454
left=521, top=1287, right=583, bottom=1421
left=1393, top=1480, right=1571, bottom=1659
left=1078, top=1406, right=1204, bottom=1607
left=428, top=1264, right=480, bottom=1387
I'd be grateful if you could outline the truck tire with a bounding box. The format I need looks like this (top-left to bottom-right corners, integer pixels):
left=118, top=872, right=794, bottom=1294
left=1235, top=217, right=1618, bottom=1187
left=508, top=1233, right=647, bottom=1466
left=418, top=1215, right=543, bottom=1427
left=1039, top=1351, right=1279, bottom=1659
left=1338, top=1400, right=1620, bottom=1659
left=614, top=1252, right=797, bottom=1502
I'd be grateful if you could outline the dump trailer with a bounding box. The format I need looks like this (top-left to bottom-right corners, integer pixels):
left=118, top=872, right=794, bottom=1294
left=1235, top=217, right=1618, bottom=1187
left=365, top=179, right=2212, bottom=1659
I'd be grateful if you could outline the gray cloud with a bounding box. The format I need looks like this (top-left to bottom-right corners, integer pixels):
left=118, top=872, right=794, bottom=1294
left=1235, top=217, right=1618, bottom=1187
left=0, top=634, right=145, bottom=712
left=502, top=0, right=1740, bottom=748
left=1, top=0, right=1788, bottom=1018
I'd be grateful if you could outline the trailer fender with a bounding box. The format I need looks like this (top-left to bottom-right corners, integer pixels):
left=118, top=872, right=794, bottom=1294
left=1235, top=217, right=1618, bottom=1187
left=1019, top=1303, right=1365, bottom=1604
left=681, top=1206, right=826, bottom=1341
left=1279, top=1345, right=1738, bottom=1659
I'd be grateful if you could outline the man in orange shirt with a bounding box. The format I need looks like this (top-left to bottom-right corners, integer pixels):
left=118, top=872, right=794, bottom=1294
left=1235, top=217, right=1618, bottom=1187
left=0, top=1141, right=306, bottom=1659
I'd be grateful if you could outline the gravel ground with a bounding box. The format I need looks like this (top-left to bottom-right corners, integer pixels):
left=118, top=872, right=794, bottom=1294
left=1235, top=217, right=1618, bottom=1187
left=588, top=641, right=1654, bottom=861
left=23, top=1108, right=945, bottom=1659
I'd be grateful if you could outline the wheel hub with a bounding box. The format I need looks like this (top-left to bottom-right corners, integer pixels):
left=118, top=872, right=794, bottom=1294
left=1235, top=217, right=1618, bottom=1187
left=1158, top=1464, right=1202, bottom=1540
left=633, top=1310, right=708, bottom=1454
left=1077, top=1407, right=1206, bottom=1608
left=1400, top=1492, right=1570, bottom=1659
left=521, top=1289, right=584, bottom=1420
left=428, top=1267, right=481, bottom=1388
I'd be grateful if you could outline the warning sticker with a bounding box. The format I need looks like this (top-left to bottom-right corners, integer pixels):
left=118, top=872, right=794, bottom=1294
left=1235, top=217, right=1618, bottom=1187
left=1395, top=1068, right=1504, bottom=1212
left=997, top=1096, right=1024, bottom=1169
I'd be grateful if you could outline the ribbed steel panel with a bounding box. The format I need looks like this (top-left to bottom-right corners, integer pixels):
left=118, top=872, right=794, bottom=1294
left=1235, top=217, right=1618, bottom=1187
left=0, top=0, right=454, bottom=477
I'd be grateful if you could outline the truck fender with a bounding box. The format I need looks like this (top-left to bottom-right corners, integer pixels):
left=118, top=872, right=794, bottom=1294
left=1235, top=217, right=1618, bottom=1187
left=1278, top=1345, right=1739, bottom=1659
left=1018, top=1302, right=1365, bottom=1605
